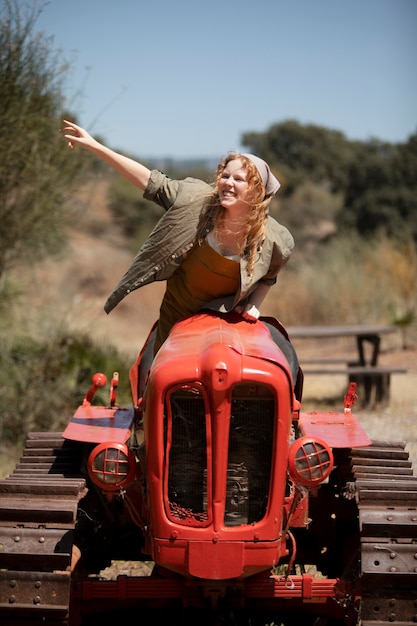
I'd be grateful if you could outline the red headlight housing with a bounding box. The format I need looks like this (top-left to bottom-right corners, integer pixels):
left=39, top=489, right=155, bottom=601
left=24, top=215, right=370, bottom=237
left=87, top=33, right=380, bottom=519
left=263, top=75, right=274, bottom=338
left=288, top=437, right=334, bottom=487
left=88, top=442, right=136, bottom=492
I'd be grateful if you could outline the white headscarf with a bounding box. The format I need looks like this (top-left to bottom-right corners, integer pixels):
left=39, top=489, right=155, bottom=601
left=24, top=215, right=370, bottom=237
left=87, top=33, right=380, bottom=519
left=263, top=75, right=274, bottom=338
left=242, top=153, right=281, bottom=197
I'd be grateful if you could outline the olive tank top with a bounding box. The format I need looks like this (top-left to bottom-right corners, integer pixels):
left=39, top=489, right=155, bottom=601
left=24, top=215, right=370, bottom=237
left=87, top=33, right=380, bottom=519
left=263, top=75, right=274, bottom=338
left=154, top=238, right=240, bottom=353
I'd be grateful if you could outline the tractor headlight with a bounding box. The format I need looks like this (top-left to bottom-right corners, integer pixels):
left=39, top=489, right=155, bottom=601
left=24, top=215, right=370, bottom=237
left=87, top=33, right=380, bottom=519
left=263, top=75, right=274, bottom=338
left=288, top=437, right=333, bottom=487
left=88, top=442, right=135, bottom=492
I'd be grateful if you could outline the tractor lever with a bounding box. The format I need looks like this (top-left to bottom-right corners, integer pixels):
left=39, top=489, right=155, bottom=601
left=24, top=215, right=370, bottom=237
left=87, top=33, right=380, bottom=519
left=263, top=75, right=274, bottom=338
left=344, top=382, right=358, bottom=413
left=82, top=373, right=107, bottom=406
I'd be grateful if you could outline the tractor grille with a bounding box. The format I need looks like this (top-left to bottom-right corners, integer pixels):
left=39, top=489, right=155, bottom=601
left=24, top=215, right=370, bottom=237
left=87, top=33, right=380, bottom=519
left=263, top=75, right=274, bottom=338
left=225, top=384, right=274, bottom=526
left=166, top=387, right=209, bottom=522
left=165, top=383, right=275, bottom=527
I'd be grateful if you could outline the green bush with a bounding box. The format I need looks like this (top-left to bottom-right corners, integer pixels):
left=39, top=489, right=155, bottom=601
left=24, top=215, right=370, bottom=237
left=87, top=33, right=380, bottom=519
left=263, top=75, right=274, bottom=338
left=0, top=329, right=132, bottom=448
left=0, top=1, right=90, bottom=280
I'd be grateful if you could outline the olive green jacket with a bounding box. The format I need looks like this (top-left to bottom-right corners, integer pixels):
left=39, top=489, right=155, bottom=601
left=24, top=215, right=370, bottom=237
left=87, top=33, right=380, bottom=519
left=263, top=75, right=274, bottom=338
left=104, top=170, right=294, bottom=314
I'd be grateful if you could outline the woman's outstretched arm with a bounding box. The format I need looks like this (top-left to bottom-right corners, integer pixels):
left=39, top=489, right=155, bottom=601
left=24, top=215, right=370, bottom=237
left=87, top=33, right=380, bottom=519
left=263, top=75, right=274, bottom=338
left=61, top=120, right=151, bottom=190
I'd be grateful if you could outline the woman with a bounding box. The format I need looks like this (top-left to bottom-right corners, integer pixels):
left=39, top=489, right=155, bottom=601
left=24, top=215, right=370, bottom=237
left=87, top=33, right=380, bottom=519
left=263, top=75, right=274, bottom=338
left=61, top=121, right=299, bottom=381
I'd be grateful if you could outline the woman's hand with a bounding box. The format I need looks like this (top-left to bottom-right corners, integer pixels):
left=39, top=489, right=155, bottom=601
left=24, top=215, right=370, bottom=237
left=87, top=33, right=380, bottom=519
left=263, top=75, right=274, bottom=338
left=235, top=283, right=271, bottom=322
left=235, top=303, right=260, bottom=322
left=60, top=120, right=99, bottom=151
left=60, top=119, right=151, bottom=190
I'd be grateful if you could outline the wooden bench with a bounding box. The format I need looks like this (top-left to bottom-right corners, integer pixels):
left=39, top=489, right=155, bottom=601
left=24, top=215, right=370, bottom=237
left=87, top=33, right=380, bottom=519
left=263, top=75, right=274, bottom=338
left=300, top=357, right=354, bottom=364
left=301, top=364, right=408, bottom=407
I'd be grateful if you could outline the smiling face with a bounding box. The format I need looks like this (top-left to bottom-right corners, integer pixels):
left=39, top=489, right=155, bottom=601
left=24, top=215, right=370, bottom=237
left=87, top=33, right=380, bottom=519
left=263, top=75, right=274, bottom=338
left=217, top=158, right=250, bottom=213
left=216, top=156, right=266, bottom=216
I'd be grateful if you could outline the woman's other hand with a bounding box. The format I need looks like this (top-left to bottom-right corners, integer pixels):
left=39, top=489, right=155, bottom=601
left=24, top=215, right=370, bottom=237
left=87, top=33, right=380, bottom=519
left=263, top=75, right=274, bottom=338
left=235, top=303, right=260, bottom=322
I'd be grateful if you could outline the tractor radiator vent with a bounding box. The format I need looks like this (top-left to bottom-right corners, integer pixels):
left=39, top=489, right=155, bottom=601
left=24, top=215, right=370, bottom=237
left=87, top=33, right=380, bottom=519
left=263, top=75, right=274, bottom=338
left=225, top=384, right=274, bottom=526
left=166, top=386, right=209, bottom=523
left=164, top=383, right=275, bottom=527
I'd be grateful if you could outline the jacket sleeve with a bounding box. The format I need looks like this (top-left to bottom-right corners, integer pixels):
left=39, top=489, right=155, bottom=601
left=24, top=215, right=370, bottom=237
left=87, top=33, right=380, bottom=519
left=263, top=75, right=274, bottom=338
left=144, top=169, right=212, bottom=211
left=259, top=219, right=295, bottom=285
left=103, top=171, right=212, bottom=313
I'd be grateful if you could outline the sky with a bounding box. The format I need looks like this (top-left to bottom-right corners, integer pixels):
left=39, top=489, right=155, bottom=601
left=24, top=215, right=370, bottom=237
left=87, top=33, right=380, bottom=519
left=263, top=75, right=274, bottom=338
left=34, top=0, right=417, bottom=159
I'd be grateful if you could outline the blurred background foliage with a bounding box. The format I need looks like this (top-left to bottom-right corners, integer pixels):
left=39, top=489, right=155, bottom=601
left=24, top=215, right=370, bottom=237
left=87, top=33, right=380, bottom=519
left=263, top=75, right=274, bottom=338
left=0, top=1, right=416, bottom=462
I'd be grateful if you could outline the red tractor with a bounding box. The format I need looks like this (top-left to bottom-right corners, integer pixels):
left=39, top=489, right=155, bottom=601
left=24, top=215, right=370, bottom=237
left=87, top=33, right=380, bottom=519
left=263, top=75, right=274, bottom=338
left=0, top=312, right=416, bottom=625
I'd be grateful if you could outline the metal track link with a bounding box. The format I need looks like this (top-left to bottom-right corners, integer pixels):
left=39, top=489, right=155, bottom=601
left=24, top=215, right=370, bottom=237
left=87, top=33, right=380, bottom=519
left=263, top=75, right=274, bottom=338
left=0, top=432, right=86, bottom=624
left=350, top=439, right=417, bottom=626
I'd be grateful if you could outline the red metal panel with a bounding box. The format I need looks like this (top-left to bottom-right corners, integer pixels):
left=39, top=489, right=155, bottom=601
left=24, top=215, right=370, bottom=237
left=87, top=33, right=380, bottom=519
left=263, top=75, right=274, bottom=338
left=188, top=541, right=245, bottom=579
left=63, top=406, right=135, bottom=443
left=153, top=538, right=285, bottom=580
left=299, top=411, right=372, bottom=448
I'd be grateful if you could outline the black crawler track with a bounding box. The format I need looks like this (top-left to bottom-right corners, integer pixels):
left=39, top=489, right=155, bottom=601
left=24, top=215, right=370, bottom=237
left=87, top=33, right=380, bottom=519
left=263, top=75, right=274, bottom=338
left=350, top=440, right=417, bottom=626
left=0, top=432, right=86, bottom=625
left=0, top=433, right=416, bottom=626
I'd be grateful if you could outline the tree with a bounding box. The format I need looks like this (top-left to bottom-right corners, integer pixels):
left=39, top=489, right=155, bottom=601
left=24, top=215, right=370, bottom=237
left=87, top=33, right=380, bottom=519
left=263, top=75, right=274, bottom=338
left=0, top=1, right=87, bottom=282
left=242, top=120, right=417, bottom=246
left=339, top=135, right=417, bottom=243
left=241, top=120, right=358, bottom=193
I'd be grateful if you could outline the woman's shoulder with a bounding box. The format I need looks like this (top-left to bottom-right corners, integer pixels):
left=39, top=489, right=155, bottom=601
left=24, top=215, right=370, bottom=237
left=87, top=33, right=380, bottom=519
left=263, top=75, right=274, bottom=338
left=145, top=170, right=213, bottom=207
left=265, top=215, right=294, bottom=256
left=266, top=214, right=293, bottom=237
